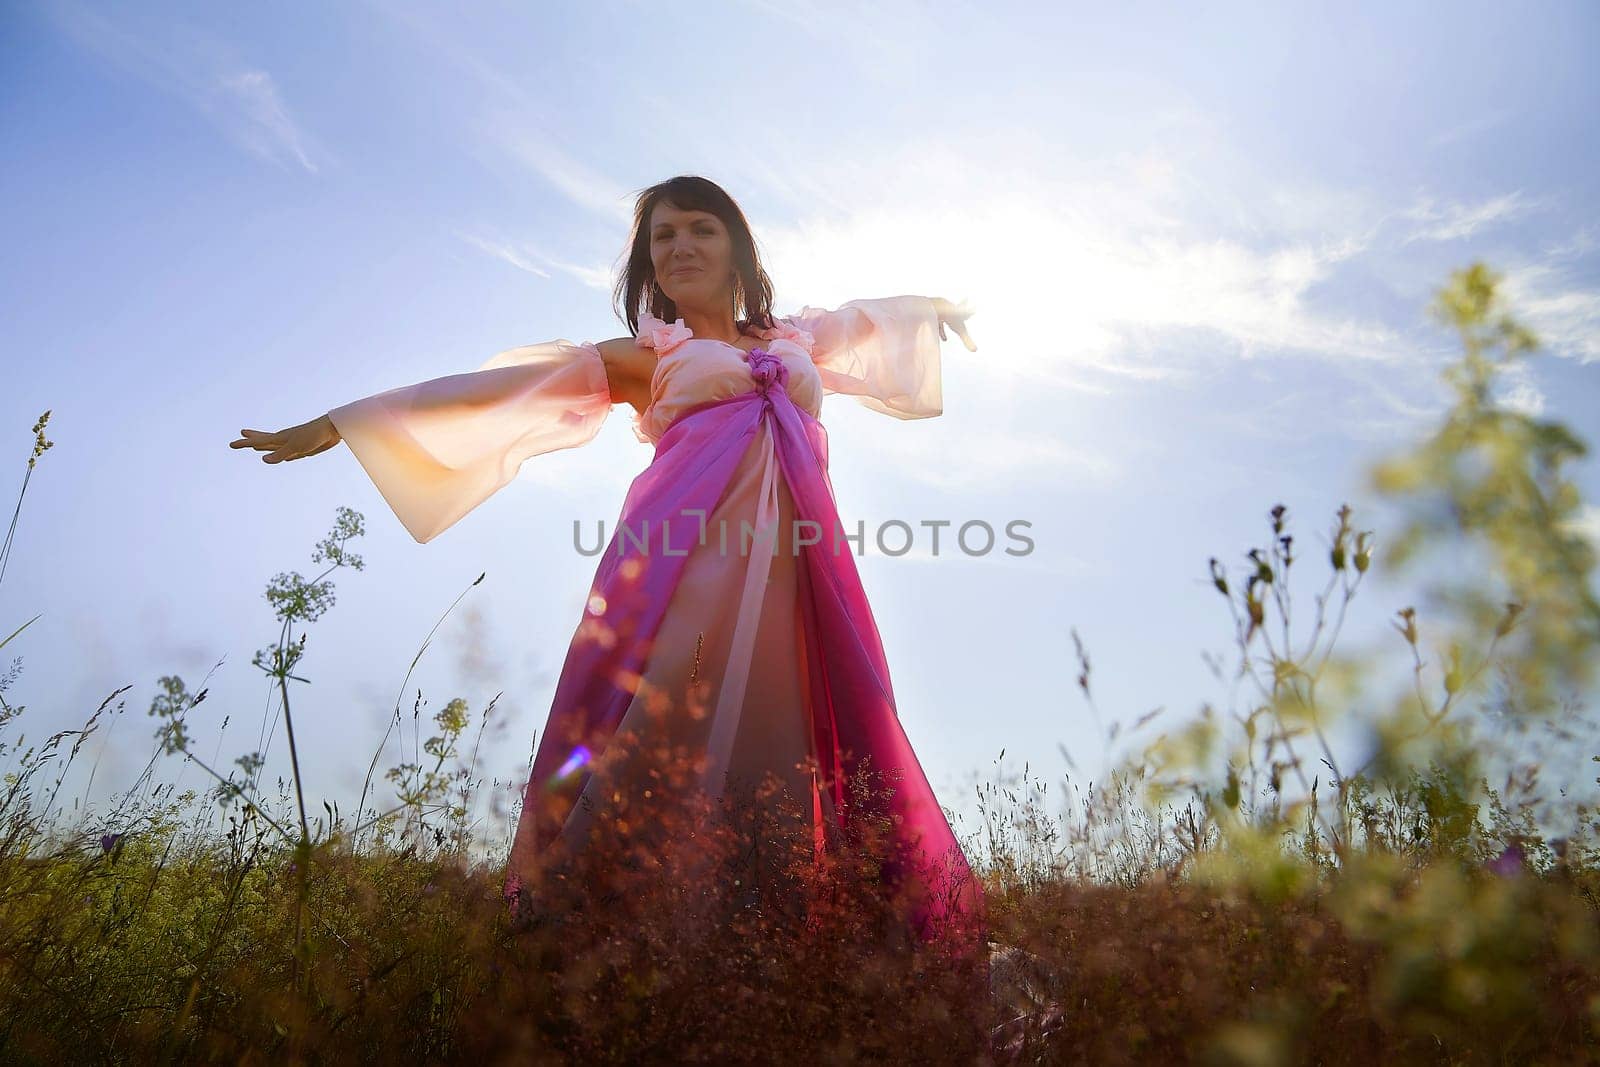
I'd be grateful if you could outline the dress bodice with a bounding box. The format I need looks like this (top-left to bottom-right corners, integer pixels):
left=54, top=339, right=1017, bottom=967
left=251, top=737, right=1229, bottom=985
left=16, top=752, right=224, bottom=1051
left=631, top=314, right=825, bottom=444
left=326, top=295, right=943, bottom=544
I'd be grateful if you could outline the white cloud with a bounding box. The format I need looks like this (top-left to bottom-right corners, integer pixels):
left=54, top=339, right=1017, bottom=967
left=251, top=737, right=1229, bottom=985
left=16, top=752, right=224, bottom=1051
left=450, top=230, right=555, bottom=279
left=214, top=70, right=318, bottom=173
left=1398, top=190, right=1538, bottom=244
left=1561, top=505, right=1600, bottom=552
left=1496, top=263, right=1600, bottom=364
left=486, top=123, right=635, bottom=227
left=362, top=3, right=637, bottom=227
left=452, top=227, right=617, bottom=292
left=45, top=4, right=323, bottom=174
left=1541, top=225, right=1599, bottom=261
left=1336, top=363, right=1451, bottom=443
left=745, top=139, right=1422, bottom=409
left=1492, top=360, right=1547, bottom=417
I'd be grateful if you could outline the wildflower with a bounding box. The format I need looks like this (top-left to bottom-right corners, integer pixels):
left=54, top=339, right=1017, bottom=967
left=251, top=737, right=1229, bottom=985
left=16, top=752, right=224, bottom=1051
left=100, top=832, right=123, bottom=853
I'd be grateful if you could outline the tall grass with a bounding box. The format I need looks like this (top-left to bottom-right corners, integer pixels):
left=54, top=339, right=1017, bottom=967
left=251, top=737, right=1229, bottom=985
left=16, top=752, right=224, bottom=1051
left=0, top=263, right=1595, bottom=1064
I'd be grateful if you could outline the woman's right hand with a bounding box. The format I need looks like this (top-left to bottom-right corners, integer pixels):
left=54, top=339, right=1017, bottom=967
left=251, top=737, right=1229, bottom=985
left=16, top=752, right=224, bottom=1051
left=230, top=414, right=342, bottom=464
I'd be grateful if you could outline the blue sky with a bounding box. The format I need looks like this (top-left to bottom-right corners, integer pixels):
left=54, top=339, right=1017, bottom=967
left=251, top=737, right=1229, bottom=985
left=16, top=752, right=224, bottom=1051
left=3, top=1, right=1597, bottom=860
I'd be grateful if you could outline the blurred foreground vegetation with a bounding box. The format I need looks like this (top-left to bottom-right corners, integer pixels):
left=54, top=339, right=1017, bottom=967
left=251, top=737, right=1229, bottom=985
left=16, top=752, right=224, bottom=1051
left=0, top=263, right=1596, bottom=1064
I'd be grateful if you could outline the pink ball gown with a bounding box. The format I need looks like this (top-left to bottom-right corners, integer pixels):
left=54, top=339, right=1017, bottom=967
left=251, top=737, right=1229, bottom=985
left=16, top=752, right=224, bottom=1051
left=326, top=295, right=985, bottom=950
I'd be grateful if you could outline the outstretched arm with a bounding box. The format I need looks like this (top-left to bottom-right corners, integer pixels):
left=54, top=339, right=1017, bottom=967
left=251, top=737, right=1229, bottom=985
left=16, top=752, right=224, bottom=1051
left=229, top=339, right=644, bottom=466
left=784, top=294, right=978, bottom=420
left=931, top=296, right=978, bottom=352
left=230, top=415, right=341, bottom=464
left=232, top=338, right=618, bottom=544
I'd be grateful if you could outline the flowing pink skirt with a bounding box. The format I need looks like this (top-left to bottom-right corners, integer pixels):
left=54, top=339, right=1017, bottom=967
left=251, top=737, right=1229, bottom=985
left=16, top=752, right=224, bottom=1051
left=502, top=376, right=986, bottom=955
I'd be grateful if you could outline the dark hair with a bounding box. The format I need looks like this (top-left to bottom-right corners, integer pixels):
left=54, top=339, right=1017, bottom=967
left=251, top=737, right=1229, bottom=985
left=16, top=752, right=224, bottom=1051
left=613, top=175, right=778, bottom=337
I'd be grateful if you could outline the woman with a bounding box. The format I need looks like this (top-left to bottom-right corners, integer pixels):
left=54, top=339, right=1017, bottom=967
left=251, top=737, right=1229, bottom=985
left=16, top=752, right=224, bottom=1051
left=230, top=175, right=983, bottom=950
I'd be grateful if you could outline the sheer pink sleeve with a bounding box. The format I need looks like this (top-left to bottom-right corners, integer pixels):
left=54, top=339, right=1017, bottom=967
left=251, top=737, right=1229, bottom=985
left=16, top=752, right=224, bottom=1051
left=326, top=340, right=612, bottom=544
left=783, top=295, right=943, bottom=419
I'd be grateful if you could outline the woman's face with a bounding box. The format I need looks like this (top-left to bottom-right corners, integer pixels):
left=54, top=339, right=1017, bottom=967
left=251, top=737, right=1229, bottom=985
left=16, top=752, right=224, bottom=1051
left=648, top=201, right=735, bottom=313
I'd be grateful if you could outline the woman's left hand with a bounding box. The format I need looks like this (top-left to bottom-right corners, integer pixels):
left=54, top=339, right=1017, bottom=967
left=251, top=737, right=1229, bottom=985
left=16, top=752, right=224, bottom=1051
left=931, top=297, right=978, bottom=352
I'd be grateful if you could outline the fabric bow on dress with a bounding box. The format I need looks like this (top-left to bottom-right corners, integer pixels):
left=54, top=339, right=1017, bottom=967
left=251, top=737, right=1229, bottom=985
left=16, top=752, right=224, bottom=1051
left=636, top=312, right=694, bottom=354
left=742, top=347, right=789, bottom=396
left=751, top=319, right=817, bottom=353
